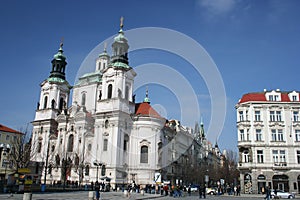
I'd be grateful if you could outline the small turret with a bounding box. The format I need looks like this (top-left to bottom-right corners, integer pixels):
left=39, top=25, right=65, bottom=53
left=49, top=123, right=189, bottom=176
left=111, top=17, right=130, bottom=68
left=49, top=42, right=67, bottom=80
left=143, top=87, right=150, bottom=104
left=96, top=43, right=110, bottom=71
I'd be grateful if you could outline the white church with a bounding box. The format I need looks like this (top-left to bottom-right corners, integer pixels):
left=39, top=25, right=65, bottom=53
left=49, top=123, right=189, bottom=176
left=30, top=19, right=217, bottom=189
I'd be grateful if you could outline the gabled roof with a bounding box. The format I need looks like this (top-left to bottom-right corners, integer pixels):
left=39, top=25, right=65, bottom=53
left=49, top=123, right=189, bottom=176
left=0, top=124, right=22, bottom=134
left=135, top=102, right=162, bottom=119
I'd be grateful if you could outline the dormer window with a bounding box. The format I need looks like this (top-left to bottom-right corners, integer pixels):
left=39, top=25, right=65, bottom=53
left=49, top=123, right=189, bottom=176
left=288, top=91, right=299, bottom=101
left=268, top=95, right=279, bottom=101
left=292, top=95, right=298, bottom=101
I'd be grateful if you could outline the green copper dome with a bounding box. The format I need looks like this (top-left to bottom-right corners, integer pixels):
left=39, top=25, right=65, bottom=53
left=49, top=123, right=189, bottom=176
left=143, top=87, right=150, bottom=103
left=114, top=30, right=128, bottom=43
left=53, top=45, right=66, bottom=61
left=99, top=50, right=109, bottom=57
left=143, top=97, right=150, bottom=103
left=112, top=62, right=130, bottom=69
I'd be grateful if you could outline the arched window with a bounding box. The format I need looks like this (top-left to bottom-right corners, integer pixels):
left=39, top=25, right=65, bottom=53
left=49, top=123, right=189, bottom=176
left=125, top=85, right=129, bottom=100
left=124, top=134, right=129, bottom=151
left=107, top=84, right=113, bottom=99
left=101, top=165, right=106, bottom=176
left=51, top=99, right=55, bottom=109
left=59, top=97, right=64, bottom=111
left=85, top=165, right=90, bottom=176
left=140, top=145, right=148, bottom=163
left=81, top=93, right=86, bottom=106
left=105, top=120, right=109, bottom=129
left=67, top=134, right=74, bottom=152
left=37, top=141, right=42, bottom=153
left=43, top=96, right=48, bottom=109
left=103, top=139, right=108, bottom=151
left=243, top=150, right=250, bottom=163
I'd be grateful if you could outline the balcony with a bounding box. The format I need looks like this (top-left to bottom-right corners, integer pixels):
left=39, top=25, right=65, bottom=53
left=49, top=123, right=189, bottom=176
left=238, top=162, right=253, bottom=170
left=237, top=120, right=251, bottom=127
left=272, top=162, right=289, bottom=170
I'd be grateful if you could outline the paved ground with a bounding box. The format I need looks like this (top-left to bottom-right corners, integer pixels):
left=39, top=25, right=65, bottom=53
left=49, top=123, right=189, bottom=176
left=0, top=191, right=298, bottom=200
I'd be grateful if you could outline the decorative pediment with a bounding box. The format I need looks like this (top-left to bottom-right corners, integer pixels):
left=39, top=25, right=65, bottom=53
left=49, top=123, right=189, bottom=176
left=269, top=122, right=285, bottom=128
left=293, top=122, right=300, bottom=127
left=139, top=139, right=150, bottom=146
left=84, top=131, right=94, bottom=138
left=253, top=123, right=264, bottom=128
left=103, top=132, right=109, bottom=136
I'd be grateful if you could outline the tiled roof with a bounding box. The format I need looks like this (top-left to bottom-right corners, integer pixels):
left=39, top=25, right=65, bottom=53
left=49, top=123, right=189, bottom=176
left=135, top=102, right=162, bottom=119
left=0, top=124, right=22, bottom=134
left=239, top=91, right=300, bottom=104
left=239, top=93, right=266, bottom=103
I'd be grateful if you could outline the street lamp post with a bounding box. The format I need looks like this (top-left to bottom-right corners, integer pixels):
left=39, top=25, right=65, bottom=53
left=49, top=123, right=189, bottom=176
left=0, top=143, right=11, bottom=193
left=93, top=160, right=102, bottom=182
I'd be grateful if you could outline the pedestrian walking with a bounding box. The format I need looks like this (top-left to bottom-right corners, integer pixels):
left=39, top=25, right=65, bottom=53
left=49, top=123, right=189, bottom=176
left=188, top=186, right=191, bottom=196
left=237, top=185, right=241, bottom=196
left=264, top=186, right=271, bottom=200
left=95, top=181, right=100, bottom=200
left=199, top=185, right=203, bottom=198
left=202, top=185, right=206, bottom=199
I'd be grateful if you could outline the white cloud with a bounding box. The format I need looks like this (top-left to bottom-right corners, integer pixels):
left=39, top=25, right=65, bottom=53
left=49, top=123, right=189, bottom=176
left=197, top=0, right=236, bottom=15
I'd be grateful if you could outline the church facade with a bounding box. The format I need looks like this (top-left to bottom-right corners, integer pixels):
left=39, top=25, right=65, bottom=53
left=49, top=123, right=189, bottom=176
left=30, top=20, right=219, bottom=188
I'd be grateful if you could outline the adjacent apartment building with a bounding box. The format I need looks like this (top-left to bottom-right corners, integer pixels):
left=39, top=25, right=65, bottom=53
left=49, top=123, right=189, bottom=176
left=236, top=89, right=300, bottom=194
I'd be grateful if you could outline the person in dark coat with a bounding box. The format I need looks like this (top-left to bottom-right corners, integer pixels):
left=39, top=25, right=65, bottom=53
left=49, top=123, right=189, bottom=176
left=202, top=185, right=206, bottom=199
left=95, top=181, right=100, bottom=200
left=199, top=185, right=203, bottom=198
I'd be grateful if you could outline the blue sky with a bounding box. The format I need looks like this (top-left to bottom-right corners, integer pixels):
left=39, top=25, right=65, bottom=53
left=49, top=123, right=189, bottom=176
left=1, top=0, right=300, bottom=152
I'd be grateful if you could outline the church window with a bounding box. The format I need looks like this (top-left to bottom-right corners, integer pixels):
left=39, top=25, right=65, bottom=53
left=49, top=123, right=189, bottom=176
left=124, top=135, right=129, bottom=151
left=125, top=85, right=129, bottom=100
left=59, top=97, right=64, bottom=111
left=103, top=62, right=106, bottom=69
left=67, top=134, right=74, bottom=152
left=51, top=99, right=55, bottom=109
left=98, top=62, right=101, bottom=71
left=105, top=120, right=109, bottom=129
left=108, top=84, right=113, bottom=99
left=103, top=139, right=108, bottom=151
left=37, top=141, right=42, bottom=153
left=81, top=93, right=86, bottom=106
left=101, top=165, right=106, bottom=176
left=51, top=145, right=55, bottom=152
left=140, top=145, right=148, bottom=163
left=158, top=142, right=162, bottom=150
left=88, top=144, right=92, bottom=151
left=43, top=96, right=48, bottom=109
left=85, top=165, right=89, bottom=176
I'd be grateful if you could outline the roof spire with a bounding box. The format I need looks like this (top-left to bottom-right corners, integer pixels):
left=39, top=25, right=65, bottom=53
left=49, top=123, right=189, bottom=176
left=143, top=86, right=150, bottom=103
left=120, top=16, right=124, bottom=32
left=146, top=86, right=149, bottom=98
left=59, top=37, right=64, bottom=50
left=104, top=42, right=107, bottom=52
left=49, top=39, right=67, bottom=80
